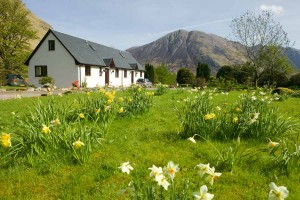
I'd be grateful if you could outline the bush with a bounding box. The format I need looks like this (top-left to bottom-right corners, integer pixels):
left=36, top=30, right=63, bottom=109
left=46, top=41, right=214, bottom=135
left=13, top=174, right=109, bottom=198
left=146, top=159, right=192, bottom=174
left=38, top=76, right=54, bottom=85
left=176, top=68, right=194, bottom=85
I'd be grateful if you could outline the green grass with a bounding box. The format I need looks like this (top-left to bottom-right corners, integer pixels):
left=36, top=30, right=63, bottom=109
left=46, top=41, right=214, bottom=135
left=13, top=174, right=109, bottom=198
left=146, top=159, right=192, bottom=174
left=0, top=89, right=299, bottom=199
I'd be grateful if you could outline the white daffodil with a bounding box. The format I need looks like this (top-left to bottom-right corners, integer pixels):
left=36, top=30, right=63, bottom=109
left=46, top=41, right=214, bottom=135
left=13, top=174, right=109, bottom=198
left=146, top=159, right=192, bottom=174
left=205, top=167, right=222, bottom=185
left=164, top=161, right=179, bottom=180
left=268, top=182, right=289, bottom=200
left=118, top=162, right=134, bottom=175
left=149, top=165, right=163, bottom=178
left=196, top=163, right=211, bottom=177
left=193, top=185, right=214, bottom=200
left=188, top=137, right=196, bottom=144
left=268, top=139, right=280, bottom=148
left=158, top=177, right=170, bottom=190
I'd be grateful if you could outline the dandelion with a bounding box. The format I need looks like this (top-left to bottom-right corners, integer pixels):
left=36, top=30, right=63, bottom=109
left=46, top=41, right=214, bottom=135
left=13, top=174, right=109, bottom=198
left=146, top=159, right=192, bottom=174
left=118, top=107, right=124, bottom=113
left=268, top=182, right=289, bottom=200
left=51, top=118, right=60, bottom=126
left=73, top=138, right=84, bottom=149
left=233, top=117, right=238, bottom=124
left=1, top=133, right=12, bottom=148
left=79, top=113, right=85, bottom=119
left=193, top=185, right=214, bottom=200
left=96, top=109, right=101, bottom=114
left=205, top=167, right=222, bottom=185
left=164, top=161, right=179, bottom=180
left=196, top=163, right=211, bottom=177
left=118, top=162, right=134, bottom=174
left=42, top=125, right=51, bottom=134
left=268, top=139, right=279, bottom=148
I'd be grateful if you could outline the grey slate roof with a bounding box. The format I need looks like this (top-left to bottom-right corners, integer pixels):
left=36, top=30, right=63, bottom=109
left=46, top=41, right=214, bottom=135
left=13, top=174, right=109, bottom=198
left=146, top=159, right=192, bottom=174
left=25, top=30, right=144, bottom=71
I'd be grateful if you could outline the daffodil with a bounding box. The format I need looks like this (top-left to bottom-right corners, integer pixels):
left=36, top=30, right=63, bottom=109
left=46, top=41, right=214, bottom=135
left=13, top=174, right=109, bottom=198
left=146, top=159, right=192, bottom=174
left=107, top=99, right=112, bottom=104
left=51, top=118, right=60, bottom=126
left=188, top=137, right=196, bottom=144
left=79, top=113, right=85, bottom=119
left=73, top=138, right=84, bottom=149
left=138, top=87, right=142, bottom=92
left=205, top=167, right=222, bottom=185
left=118, top=97, right=124, bottom=102
left=204, top=113, right=216, bottom=120
left=118, top=162, right=134, bottom=174
left=268, top=182, right=289, bottom=200
left=104, top=106, right=110, bottom=112
left=235, top=107, right=241, bottom=112
left=86, top=91, right=91, bottom=96
left=149, top=165, right=163, bottom=178
left=1, top=133, right=12, bottom=148
left=216, top=106, right=221, bottom=111
left=128, top=97, right=133, bottom=103
left=118, top=107, right=124, bottom=113
left=233, top=117, right=238, bottom=124
left=96, top=109, right=101, bottom=114
left=99, top=88, right=105, bottom=93
left=268, top=139, right=279, bottom=148
left=164, top=161, right=179, bottom=180
left=196, top=163, right=211, bottom=177
left=42, top=125, right=51, bottom=134
left=158, top=177, right=170, bottom=190
left=193, top=185, right=214, bottom=200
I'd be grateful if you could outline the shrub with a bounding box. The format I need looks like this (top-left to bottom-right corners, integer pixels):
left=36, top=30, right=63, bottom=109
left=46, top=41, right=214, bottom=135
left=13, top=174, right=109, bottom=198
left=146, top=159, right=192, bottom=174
left=38, top=76, right=54, bottom=85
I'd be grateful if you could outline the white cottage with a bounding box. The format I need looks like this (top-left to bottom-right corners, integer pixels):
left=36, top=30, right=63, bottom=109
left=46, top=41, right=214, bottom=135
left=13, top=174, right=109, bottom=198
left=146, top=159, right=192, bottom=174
left=25, top=29, right=144, bottom=88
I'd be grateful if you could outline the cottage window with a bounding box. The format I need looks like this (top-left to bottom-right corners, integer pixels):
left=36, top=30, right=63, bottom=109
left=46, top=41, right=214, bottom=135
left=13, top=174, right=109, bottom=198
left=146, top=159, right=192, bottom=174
left=140, top=71, right=143, bottom=77
left=124, top=69, right=127, bottom=78
left=48, top=40, right=55, bottom=51
left=85, top=66, right=91, bottom=76
left=115, top=69, right=119, bottom=78
left=99, top=67, right=103, bottom=76
left=35, top=66, right=47, bottom=77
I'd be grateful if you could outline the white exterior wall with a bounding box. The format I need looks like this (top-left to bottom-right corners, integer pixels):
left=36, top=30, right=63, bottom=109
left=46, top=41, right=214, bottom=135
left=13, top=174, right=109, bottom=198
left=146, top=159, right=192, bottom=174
left=27, top=33, right=78, bottom=88
left=79, top=66, right=105, bottom=87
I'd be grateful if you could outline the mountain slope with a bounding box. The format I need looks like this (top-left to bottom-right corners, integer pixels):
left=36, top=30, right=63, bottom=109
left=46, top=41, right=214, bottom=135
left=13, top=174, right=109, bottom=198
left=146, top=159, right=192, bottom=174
left=127, top=30, right=246, bottom=73
left=127, top=30, right=300, bottom=73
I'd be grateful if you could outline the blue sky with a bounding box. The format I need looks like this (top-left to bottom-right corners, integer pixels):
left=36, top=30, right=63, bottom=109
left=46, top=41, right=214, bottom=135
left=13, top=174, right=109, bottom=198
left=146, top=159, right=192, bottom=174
left=22, top=0, right=300, bottom=50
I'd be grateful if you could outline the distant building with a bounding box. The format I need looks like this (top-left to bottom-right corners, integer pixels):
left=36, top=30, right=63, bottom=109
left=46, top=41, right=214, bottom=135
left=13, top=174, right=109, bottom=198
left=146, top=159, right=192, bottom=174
left=25, top=29, right=144, bottom=88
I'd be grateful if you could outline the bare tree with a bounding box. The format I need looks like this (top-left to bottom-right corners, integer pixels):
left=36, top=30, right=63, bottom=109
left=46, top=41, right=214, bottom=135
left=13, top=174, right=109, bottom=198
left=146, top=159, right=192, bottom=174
left=230, top=10, right=290, bottom=87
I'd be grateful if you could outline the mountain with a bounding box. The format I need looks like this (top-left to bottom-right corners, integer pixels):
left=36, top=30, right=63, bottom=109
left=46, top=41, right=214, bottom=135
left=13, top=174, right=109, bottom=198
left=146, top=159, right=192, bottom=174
left=127, top=30, right=300, bottom=73
left=22, top=2, right=52, bottom=49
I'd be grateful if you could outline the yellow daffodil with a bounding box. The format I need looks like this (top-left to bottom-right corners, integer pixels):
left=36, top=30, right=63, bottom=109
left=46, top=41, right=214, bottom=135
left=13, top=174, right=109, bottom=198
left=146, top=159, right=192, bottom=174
left=99, top=88, right=105, bottom=93
left=86, top=91, right=91, bottom=96
left=128, top=97, right=133, bottom=103
left=233, top=117, right=238, bottom=124
left=118, top=161, right=134, bottom=174
left=118, top=97, right=124, bottom=102
left=118, top=107, right=124, bottom=113
left=96, top=109, right=101, bottom=114
left=138, top=87, right=142, bottom=92
left=51, top=118, right=60, bottom=126
left=73, top=138, right=84, bottom=149
left=235, top=107, right=241, bottom=112
left=1, top=133, right=12, bottom=148
left=269, top=182, right=289, bottom=200
left=204, top=113, right=216, bottom=120
left=107, top=99, right=112, bottom=104
left=79, top=113, right=85, bottom=119
left=193, top=185, right=214, bottom=200
left=104, top=106, right=110, bottom=112
left=42, top=125, right=51, bottom=134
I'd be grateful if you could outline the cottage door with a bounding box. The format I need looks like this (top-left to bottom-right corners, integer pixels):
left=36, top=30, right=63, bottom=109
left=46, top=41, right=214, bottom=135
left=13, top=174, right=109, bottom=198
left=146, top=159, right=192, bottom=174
left=105, top=68, right=110, bottom=85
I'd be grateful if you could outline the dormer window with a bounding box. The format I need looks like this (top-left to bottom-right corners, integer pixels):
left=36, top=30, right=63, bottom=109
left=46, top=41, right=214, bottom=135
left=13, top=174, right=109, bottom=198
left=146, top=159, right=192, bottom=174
left=48, top=40, right=55, bottom=51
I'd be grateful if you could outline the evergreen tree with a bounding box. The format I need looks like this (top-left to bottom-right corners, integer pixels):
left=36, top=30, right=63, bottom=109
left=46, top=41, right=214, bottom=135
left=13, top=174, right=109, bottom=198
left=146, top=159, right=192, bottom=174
left=176, top=68, right=194, bottom=85
left=145, top=63, right=155, bottom=83
left=196, top=62, right=210, bottom=80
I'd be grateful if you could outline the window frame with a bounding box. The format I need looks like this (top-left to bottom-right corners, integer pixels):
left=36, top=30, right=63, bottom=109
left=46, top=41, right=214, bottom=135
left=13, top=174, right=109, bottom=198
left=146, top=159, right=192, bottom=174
left=48, top=40, right=55, bottom=51
left=35, top=65, right=47, bottom=77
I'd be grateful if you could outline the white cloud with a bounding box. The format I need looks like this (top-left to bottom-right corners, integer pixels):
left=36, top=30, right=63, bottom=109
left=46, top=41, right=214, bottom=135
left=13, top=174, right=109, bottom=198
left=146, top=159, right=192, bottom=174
left=260, top=4, right=285, bottom=15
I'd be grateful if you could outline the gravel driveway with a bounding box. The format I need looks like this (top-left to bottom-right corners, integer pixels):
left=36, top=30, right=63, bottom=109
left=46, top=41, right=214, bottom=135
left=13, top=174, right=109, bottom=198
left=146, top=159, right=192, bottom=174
left=0, top=90, right=62, bottom=100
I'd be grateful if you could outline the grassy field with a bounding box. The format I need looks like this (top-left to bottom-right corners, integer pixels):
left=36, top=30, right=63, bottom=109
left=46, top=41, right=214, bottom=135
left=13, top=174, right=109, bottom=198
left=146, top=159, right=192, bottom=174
left=0, top=88, right=299, bottom=199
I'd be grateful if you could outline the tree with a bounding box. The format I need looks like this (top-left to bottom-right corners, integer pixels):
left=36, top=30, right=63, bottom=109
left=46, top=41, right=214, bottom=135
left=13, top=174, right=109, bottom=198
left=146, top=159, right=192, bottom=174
left=154, top=64, right=176, bottom=85
left=0, top=0, right=36, bottom=81
left=289, top=72, right=300, bottom=88
left=230, top=10, right=290, bottom=88
left=216, top=66, right=233, bottom=79
left=196, top=62, right=210, bottom=80
left=145, top=63, right=155, bottom=83
left=176, top=68, right=194, bottom=85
